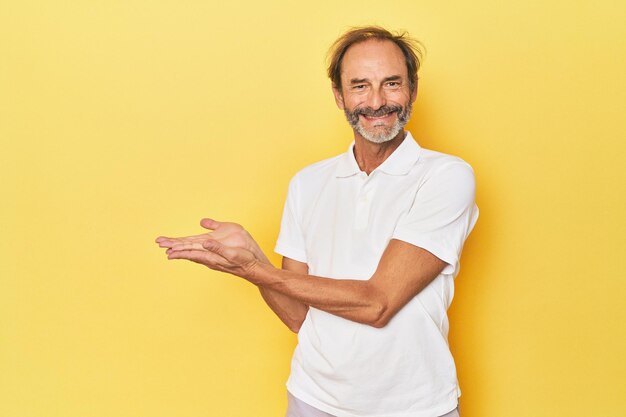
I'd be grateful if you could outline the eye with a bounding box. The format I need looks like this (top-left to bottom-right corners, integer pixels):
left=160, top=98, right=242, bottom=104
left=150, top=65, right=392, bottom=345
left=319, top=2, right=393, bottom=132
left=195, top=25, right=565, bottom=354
left=385, top=81, right=401, bottom=88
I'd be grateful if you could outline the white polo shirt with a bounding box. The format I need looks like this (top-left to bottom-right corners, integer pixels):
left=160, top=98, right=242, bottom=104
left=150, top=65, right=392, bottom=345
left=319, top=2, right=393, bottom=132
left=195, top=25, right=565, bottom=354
left=275, top=132, right=478, bottom=417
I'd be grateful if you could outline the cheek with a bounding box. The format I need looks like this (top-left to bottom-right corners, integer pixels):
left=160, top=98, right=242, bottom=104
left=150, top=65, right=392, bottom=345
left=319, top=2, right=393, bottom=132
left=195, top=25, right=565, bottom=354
left=389, top=89, right=412, bottom=103
left=343, top=95, right=367, bottom=111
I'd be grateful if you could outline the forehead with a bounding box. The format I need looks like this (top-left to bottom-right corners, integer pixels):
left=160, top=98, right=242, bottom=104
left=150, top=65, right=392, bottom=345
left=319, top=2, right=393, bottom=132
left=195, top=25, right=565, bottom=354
left=340, top=39, right=407, bottom=82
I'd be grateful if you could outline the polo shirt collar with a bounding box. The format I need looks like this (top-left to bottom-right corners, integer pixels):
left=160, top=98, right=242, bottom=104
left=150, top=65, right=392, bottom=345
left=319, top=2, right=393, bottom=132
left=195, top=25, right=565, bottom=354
left=335, top=131, right=422, bottom=178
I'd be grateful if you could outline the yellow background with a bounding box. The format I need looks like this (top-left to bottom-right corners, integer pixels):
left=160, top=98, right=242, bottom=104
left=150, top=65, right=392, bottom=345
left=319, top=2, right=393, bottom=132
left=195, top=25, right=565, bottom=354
left=1, top=1, right=625, bottom=416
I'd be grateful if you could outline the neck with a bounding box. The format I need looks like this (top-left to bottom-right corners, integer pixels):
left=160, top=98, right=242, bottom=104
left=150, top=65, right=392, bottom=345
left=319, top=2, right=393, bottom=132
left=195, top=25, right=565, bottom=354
left=353, top=130, right=406, bottom=175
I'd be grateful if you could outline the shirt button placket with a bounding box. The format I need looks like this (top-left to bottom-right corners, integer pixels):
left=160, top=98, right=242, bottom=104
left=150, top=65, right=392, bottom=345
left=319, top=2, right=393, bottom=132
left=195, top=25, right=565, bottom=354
left=355, top=173, right=372, bottom=230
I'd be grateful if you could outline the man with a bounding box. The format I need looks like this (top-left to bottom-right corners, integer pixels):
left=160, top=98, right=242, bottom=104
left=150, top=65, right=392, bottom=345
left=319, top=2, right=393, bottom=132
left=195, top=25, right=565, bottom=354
left=157, top=26, right=478, bottom=417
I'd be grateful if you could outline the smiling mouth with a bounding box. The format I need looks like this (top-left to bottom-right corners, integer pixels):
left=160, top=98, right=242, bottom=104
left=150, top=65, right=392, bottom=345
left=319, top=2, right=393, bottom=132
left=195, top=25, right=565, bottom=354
left=361, top=112, right=396, bottom=121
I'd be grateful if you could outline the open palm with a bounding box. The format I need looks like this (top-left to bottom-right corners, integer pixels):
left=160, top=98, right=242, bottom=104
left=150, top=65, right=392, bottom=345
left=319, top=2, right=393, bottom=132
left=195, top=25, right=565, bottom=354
left=156, top=218, right=251, bottom=252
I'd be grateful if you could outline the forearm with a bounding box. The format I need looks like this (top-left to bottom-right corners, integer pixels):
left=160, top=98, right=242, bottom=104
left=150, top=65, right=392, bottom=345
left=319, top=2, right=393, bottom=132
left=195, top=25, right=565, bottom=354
left=248, top=243, right=309, bottom=332
left=243, top=247, right=375, bottom=325
left=252, top=263, right=388, bottom=327
left=163, top=227, right=444, bottom=329
left=259, top=288, right=308, bottom=332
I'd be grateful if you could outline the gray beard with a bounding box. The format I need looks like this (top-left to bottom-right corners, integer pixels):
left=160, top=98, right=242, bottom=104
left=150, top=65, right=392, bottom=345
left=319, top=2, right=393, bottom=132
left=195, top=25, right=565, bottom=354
left=344, top=102, right=412, bottom=144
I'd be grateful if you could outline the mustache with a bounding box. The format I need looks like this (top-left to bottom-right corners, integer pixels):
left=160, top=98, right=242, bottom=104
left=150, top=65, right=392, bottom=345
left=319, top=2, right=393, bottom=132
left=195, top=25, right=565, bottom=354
left=351, top=105, right=403, bottom=118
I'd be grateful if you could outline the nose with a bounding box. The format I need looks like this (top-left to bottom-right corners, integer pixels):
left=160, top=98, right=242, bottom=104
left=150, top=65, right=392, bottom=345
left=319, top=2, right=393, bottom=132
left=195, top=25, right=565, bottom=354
left=366, top=87, right=387, bottom=110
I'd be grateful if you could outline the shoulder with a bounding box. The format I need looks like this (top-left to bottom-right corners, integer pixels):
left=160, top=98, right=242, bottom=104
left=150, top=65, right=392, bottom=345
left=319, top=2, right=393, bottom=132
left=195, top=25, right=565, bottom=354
left=417, top=148, right=476, bottom=186
left=290, top=152, right=345, bottom=188
left=408, top=148, right=477, bottom=206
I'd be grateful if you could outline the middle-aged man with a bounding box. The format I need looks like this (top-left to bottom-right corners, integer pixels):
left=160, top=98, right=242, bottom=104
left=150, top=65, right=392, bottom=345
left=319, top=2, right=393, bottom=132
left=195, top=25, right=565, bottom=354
left=157, top=26, right=478, bottom=417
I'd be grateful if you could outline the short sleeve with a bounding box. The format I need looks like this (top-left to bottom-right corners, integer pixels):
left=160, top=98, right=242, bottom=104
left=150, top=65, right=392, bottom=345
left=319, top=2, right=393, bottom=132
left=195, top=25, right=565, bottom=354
left=274, top=176, right=308, bottom=263
left=392, top=161, right=479, bottom=276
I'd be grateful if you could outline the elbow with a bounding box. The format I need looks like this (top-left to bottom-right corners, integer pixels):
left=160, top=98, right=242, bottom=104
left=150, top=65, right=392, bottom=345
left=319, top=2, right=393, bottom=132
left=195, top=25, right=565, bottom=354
left=369, top=308, right=390, bottom=328
left=366, top=295, right=391, bottom=329
left=285, top=309, right=308, bottom=333
left=287, top=320, right=303, bottom=333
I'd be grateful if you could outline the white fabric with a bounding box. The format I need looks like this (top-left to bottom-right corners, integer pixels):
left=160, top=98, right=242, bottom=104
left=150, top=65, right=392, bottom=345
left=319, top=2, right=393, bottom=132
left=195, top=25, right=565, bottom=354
left=287, top=392, right=336, bottom=417
left=286, top=392, right=460, bottom=417
left=275, top=132, right=478, bottom=417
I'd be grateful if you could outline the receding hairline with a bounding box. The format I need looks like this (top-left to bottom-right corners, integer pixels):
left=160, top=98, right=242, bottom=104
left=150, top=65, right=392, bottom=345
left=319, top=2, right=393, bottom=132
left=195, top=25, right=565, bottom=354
left=340, top=39, right=409, bottom=74
left=326, top=26, right=424, bottom=91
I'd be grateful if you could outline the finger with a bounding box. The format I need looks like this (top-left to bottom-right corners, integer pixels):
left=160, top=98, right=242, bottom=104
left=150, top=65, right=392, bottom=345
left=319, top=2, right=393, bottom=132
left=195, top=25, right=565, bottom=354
left=168, top=249, right=212, bottom=263
left=200, top=218, right=221, bottom=231
left=167, top=248, right=230, bottom=270
left=168, top=241, right=208, bottom=252
left=157, top=238, right=177, bottom=248
left=203, top=239, right=241, bottom=261
left=157, top=237, right=187, bottom=248
left=202, top=238, right=223, bottom=252
left=157, top=234, right=212, bottom=248
left=165, top=247, right=201, bottom=255
left=156, top=236, right=175, bottom=244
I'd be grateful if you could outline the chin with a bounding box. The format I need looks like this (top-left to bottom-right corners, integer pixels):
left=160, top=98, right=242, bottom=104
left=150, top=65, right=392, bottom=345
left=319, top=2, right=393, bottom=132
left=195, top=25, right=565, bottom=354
left=358, top=123, right=404, bottom=144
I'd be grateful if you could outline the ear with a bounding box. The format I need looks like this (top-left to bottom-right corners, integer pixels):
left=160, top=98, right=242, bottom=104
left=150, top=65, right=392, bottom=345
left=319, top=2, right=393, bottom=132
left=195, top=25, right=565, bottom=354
left=332, top=84, right=345, bottom=110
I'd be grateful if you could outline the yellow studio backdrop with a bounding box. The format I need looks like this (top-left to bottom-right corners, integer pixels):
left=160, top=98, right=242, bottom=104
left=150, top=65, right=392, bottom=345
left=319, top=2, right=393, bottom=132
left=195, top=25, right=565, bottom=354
left=1, top=1, right=625, bottom=416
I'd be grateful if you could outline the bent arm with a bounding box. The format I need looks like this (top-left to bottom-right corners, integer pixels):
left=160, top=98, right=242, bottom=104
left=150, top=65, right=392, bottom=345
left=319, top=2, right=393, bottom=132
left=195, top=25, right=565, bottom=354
left=251, top=239, right=446, bottom=327
left=162, top=225, right=446, bottom=328
left=258, top=257, right=309, bottom=333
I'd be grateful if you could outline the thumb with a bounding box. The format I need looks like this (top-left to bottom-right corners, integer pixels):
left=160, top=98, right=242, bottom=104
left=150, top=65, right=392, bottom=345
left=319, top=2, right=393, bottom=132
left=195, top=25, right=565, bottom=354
left=200, top=218, right=221, bottom=231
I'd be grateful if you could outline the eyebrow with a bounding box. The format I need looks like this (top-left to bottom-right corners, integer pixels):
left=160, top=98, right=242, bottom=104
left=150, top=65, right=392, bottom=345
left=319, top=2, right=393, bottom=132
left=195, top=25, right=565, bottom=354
left=348, top=75, right=403, bottom=85
left=383, top=75, right=402, bottom=82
